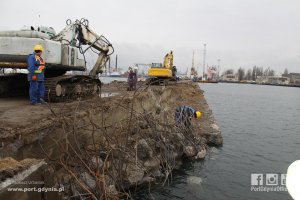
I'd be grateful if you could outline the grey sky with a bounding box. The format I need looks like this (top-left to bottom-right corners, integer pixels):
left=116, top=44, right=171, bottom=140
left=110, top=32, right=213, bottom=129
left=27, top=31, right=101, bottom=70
left=1, top=0, right=300, bottom=74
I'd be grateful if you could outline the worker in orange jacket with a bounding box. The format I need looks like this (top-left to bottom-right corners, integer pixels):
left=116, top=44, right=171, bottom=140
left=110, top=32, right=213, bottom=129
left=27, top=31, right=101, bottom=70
left=27, top=44, right=46, bottom=105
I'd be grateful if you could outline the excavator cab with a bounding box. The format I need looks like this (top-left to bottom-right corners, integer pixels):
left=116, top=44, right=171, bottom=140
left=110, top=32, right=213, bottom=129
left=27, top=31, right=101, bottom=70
left=152, top=63, right=162, bottom=68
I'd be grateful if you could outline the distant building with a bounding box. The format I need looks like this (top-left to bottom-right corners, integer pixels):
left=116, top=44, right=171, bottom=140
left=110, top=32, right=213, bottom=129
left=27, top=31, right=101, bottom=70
left=256, top=76, right=290, bottom=85
left=282, top=73, right=300, bottom=86
left=221, top=74, right=238, bottom=82
left=269, top=77, right=289, bottom=85
left=256, top=76, right=269, bottom=84
left=207, top=66, right=218, bottom=81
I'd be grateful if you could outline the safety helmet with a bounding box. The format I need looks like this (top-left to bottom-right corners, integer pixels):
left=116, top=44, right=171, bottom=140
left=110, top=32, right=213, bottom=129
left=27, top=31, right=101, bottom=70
left=195, top=111, right=201, bottom=119
left=34, top=44, right=43, bottom=51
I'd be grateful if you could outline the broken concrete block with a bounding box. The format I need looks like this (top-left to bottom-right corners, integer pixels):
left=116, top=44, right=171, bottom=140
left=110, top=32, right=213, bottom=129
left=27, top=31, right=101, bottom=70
left=195, top=148, right=206, bottom=160
left=183, top=146, right=197, bottom=157
left=137, top=139, right=153, bottom=160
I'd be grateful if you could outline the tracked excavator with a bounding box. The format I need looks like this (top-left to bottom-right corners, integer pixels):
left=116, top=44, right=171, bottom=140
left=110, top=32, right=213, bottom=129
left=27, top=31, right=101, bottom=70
left=147, top=51, right=176, bottom=84
left=0, top=18, right=113, bottom=101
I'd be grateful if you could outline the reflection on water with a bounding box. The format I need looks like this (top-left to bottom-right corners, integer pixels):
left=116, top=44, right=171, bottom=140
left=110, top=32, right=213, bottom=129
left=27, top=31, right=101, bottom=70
left=99, top=76, right=127, bottom=84
left=100, top=92, right=119, bottom=98
left=134, top=83, right=300, bottom=200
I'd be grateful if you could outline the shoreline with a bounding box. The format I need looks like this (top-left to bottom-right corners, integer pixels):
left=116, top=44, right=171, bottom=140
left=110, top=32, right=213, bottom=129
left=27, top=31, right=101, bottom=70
left=216, top=81, right=300, bottom=88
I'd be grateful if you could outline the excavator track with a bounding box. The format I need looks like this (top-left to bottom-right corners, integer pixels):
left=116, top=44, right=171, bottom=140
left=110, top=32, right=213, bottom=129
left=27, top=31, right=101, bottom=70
left=0, top=73, right=28, bottom=97
left=146, top=77, right=177, bottom=86
left=0, top=74, right=101, bottom=102
left=44, top=75, right=101, bottom=102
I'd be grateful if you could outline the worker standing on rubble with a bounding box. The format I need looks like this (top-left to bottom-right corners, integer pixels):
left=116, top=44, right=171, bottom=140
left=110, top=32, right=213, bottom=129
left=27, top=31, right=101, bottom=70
left=127, top=67, right=135, bottom=91
left=27, top=44, right=46, bottom=105
left=175, top=105, right=201, bottom=129
left=172, top=65, right=178, bottom=81
left=133, top=66, right=138, bottom=90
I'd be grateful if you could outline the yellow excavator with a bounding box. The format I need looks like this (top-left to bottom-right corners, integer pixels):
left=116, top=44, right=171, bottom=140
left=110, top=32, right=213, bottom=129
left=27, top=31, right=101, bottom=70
left=147, top=51, right=176, bottom=84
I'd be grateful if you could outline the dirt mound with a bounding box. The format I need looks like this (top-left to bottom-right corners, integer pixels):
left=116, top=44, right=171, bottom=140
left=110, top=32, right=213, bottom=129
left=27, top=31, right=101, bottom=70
left=0, top=81, right=222, bottom=199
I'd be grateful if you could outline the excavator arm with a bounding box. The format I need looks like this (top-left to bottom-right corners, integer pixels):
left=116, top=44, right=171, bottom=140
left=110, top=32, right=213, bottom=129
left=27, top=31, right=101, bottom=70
left=53, top=18, right=114, bottom=77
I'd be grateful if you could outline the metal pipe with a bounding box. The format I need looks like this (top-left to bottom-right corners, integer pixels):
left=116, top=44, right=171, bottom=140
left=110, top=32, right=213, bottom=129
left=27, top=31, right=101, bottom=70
left=0, top=61, right=85, bottom=71
left=0, top=54, right=27, bottom=63
left=0, top=62, right=27, bottom=68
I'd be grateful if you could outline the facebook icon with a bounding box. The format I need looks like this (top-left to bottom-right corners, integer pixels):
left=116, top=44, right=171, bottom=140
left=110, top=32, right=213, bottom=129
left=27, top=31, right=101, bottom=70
left=251, top=174, right=263, bottom=185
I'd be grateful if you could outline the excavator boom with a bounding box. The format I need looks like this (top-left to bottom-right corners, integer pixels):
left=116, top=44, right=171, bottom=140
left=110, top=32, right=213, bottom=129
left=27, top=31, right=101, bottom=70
left=52, top=18, right=113, bottom=77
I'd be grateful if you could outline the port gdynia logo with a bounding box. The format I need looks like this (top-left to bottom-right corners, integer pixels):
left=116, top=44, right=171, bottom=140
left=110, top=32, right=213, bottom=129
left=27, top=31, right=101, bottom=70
left=251, top=173, right=287, bottom=192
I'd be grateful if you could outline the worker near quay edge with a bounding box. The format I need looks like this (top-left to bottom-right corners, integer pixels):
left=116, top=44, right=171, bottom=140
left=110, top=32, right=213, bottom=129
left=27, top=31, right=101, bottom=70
left=27, top=44, right=46, bottom=105
left=175, top=105, right=201, bottom=129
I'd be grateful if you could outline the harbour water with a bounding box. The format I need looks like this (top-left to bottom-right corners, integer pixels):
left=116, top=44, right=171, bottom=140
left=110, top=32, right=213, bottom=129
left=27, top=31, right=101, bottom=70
left=134, top=83, right=300, bottom=200
left=99, top=76, right=127, bottom=84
